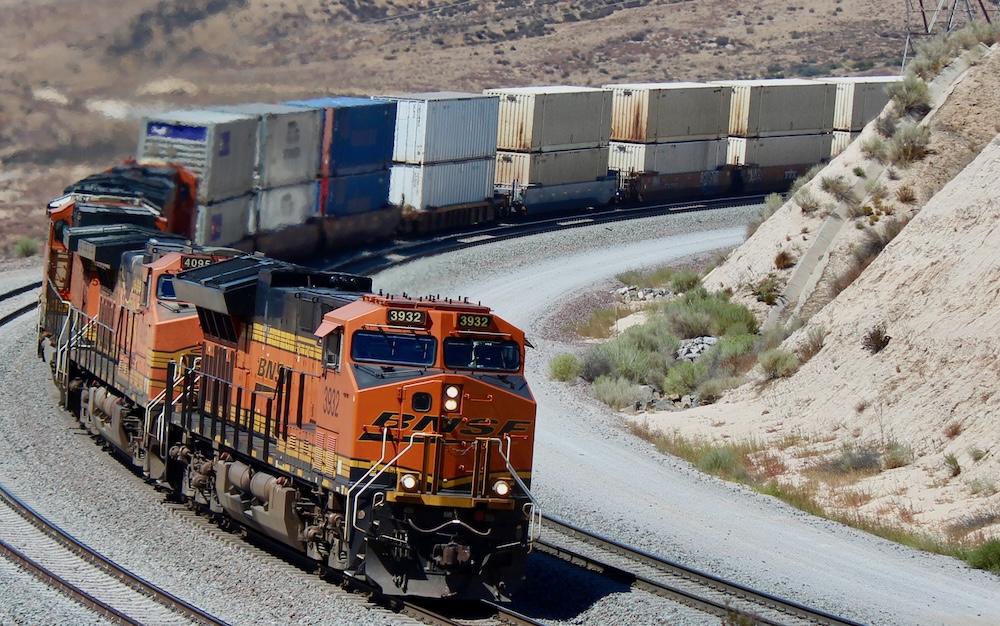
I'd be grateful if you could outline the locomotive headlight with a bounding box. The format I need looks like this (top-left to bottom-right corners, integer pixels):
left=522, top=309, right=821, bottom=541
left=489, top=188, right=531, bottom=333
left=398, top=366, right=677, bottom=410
left=400, top=473, right=418, bottom=492
left=443, top=385, right=462, bottom=412
left=492, top=479, right=511, bottom=497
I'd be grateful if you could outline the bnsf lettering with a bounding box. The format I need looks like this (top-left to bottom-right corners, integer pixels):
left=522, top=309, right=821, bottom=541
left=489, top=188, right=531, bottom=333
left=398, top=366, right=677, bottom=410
left=257, top=357, right=280, bottom=381
left=358, top=411, right=531, bottom=441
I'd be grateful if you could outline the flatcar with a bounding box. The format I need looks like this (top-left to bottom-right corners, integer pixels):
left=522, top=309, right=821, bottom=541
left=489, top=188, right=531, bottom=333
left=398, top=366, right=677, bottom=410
left=38, top=174, right=540, bottom=601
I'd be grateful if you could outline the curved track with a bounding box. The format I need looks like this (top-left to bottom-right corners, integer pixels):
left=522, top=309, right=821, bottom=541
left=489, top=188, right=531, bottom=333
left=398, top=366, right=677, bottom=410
left=537, top=516, right=865, bottom=626
left=0, top=483, right=228, bottom=626
left=0, top=281, right=40, bottom=327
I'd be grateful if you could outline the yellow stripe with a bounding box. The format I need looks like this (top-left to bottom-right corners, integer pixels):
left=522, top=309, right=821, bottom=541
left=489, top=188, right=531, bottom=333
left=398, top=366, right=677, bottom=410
left=251, top=324, right=322, bottom=360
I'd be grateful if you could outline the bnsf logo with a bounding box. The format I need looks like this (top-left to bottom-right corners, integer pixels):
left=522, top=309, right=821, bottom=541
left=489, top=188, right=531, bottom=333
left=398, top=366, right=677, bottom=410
left=358, top=411, right=532, bottom=441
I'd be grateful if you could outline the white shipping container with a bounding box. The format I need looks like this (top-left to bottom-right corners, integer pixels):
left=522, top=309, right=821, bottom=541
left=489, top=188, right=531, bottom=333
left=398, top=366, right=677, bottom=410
left=385, top=92, right=499, bottom=164
left=831, top=131, right=860, bottom=157
left=138, top=110, right=257, bottom=204
left=607, top=140, right=726, bottom=175
left=193, top=195, right=253, bottom=246
left=713, top=79, right=836, bottom=138
left=389, top=159, right=495, bottom=210
left=824, top=77, right=900, bottom=132
left=256, top=182, right=318, bottom=233
left=485, top=86, right=612, bottom=152
left=727, top=134, right=833, bottom=167
left=604, top=82, right=732, bottom=143
left=210, top=103, right=322, bottom=187
left=495, top=147, right=610, bottom=187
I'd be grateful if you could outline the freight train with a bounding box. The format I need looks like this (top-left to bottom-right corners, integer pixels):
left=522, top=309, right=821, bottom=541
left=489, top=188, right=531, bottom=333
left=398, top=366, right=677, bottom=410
left=107, top=77, right=897, bottom=261
left=37, top=167, right=540, bottom=601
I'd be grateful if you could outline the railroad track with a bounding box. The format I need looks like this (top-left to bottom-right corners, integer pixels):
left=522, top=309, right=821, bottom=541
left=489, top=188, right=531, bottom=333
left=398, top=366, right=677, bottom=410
left=0, top=482, right=228, bottom=626
left=323, top=195, right=765, bottom=275
left=0, top=281, right=41, bottom=328
left=537, top=516, right=866, bottom=626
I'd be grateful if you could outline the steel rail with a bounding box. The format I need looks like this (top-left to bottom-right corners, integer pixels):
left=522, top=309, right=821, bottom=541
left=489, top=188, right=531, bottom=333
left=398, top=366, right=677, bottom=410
left=0, top=280, right=42, bottom=301
left=0, top=482, right=229, bottom=626
left=539, top=515, right=867, bottom=626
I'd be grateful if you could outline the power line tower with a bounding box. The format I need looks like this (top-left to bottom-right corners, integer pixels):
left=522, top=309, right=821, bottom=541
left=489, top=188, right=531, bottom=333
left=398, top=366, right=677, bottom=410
left=902, top=0, right=1000, bottom=69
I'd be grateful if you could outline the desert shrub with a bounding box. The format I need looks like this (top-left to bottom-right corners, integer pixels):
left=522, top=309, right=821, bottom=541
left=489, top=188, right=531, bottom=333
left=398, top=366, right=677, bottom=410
left=600, top=341, right=656, bottom=384
left=944, top=453, right=961, bottom=477
left=788, top=163, right=824, bottom=196
left=944, top=421, right=963, bottom=438
left=659, top=287, right=758, bottom=337
left=670, top=269, right=701, bottom=293
left=862, top=323, right=891, bottom=354
left=617, top=266, right=677, bottom=289
left=909, top=35, right=951, bottom=81
left=862, top=136, right=889, bottom=162
left=758, top=348, right=799, bottom=379
left=895, top=185, right=917, bottom=204
left=698, top=446, right=751, bottom=482
left=887, top=74, right=931, bottom=117
left=854, top=217, right=906, bottom=261
left=750, top=273, right=781, bottom=305
left=662, top=360, right=703, bottom=397
left=593, top=375, right=650, bottom=410
left=836, top=442, right=882, bottom=473
left=969, top=447, right=987, bottom=462
left=820, top=175, right=857, bottom=204
left=888, top=122, right=931, bottom=165
left=852, top=166, right=866, bottom=178
left=798, top=325, right=826, bottom=362
left=831, top=258, right=866, bottom=297
left=967, top=539, right=1000, bottom=573
left=874, top=114, right=897, bottom=139
left=696, top=378, right=727, bottom=404
left=865, top=179, right=887, bottom=199
left=747, top=192, right=785, bottom=237
left=699, top=333, right=759, bottom=378
left=13, top=237, right=38, bottom=258
left=549, top=354, right=582, bottom=381
left=774, top=249, right=796, bottom=270
left=795, top=189, right=821, bottom=214
left=580, top=347, right=614, bottom=381
left=883, top=441, right=914, bottom=469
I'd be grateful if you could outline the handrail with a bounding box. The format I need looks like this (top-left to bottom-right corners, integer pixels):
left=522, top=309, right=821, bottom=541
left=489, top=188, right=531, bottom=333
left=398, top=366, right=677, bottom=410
left=488, top=436, right=542, bottom=542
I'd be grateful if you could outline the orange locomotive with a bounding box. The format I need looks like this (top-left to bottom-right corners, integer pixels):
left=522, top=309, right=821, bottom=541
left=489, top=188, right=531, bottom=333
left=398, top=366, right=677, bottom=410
left=39, top=167, right=540, bottom=602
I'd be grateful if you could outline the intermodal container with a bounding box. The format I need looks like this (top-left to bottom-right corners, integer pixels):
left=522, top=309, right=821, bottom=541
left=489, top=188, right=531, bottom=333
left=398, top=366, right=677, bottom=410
left=495, top=147, right=610, bottom=187
left=727, top=134, right=833, bottom=167
left=255, top=182, right=319, bottom=233
left=607, top=140, right=726, bottom=175
left=208, top=103, right=321, bottom=188
left=713, top=79, right=836, bottom=138
left=318, top=170, right=390, bottom=217
left=283, top=97, right=397, bottom=177
left=484, top=86, right=612, bottom=152
left=193, top=195, right=253, bottom=246
left=515, top=176, right=619, bottom=215
left=831, top=131, right=860, bottom=157
left=138, top=110, right=257, bottom=204
left=389, top=158, right=495, bottom=210
left=384, top=92, right=499, bottom=164
left=604, top=82, right=731, bottom=143
left=823, top=77, right=900, bottom=132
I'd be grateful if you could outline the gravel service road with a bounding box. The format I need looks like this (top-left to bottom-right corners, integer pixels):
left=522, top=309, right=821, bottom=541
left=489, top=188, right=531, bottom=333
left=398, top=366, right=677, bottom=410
left=374, top=206, right=1000, bottom=626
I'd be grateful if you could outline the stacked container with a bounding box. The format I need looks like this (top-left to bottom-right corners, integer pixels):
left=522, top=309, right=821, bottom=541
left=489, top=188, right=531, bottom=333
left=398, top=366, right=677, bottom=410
left=382, top=92, right=499, bottom=211
left=604, top=82, right=731, bottom=200
left=713, top=79, right=837, bottom=192
left=485, top=86, right=612, bottom=203
left=284, top=97, right=396, bottom=219
left=823, top=76, right=901, bottom=156
left=137, top=110, right=258, bottom=246
left=208, top=103, right=322, bottom=234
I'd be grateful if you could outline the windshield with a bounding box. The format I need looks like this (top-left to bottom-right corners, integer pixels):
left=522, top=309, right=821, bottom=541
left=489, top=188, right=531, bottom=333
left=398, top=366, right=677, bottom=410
left=351, top=331, right=436, bottom=367
left=157, top=275, right=177, bottom=300
left=443, top=338, right=521, bottom=372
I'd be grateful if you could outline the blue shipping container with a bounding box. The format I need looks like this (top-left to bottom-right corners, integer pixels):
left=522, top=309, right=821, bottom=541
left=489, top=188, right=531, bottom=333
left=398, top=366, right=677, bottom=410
left=318, top=170, right=390, bottom=217
left=284, top=97, right=397, bottom=177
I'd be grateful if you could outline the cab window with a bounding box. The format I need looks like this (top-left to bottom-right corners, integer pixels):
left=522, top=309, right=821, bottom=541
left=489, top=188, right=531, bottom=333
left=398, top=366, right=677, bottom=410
left=157, top=275, right=177, bottom=300
left=351, top=331, right=436, bottom=367
left=443, top=339, right=520, bottom=372
left=325, top=331, right=342, bottom=370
